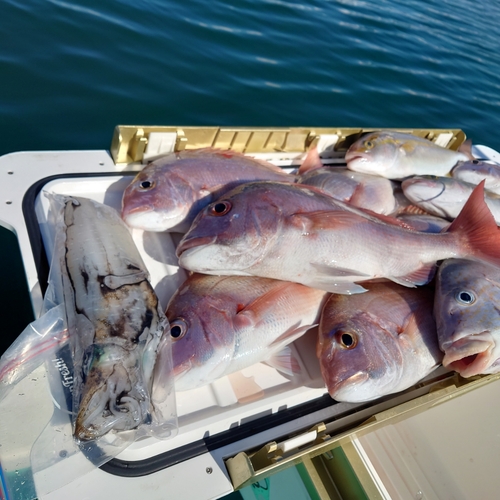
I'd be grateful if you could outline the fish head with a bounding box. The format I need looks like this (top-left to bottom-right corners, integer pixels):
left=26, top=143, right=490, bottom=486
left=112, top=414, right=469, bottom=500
left=74, top=344, right=146, bottom=442
left=435, top=258, right=500, bottom=376
left=167, top=283, right=238, bottom=390
left=176, top=182, right=283, bottom=274
left=453, top=160, right=500, bottom=186
left=345, top=132, right=400, bottom=177
left=121, top=163, right=199, bottom=232
left=318, top=313, right=403, bottom=403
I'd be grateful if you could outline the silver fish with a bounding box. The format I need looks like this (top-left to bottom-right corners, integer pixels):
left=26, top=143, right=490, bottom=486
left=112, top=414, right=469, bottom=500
left=345, top=130, right=470, bottom=180
left=166, top=273, right=327, bottom=391
left=434, top=258, right=500, bottom=377
left=317, top=282, right=442, bottom=402
left=61, top=197, right=167, bottom=441
left=402, top=175, right=500, bottom=223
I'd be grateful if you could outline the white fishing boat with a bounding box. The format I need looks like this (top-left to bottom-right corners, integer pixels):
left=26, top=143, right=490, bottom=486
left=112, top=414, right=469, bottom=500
left=1, top=125, right=499, bottom=500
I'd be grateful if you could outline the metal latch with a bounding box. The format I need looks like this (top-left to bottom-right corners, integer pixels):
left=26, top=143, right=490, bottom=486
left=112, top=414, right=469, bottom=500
left=226, top=423, right=329, bottom=489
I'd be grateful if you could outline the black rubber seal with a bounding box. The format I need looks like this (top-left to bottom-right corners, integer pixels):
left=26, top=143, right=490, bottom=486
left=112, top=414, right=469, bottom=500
left=101, top=394, right=337, bottom=477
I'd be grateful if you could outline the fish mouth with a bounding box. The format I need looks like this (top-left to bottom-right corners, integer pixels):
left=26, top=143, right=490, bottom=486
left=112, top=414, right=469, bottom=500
left=327, top=371, right=371, bottom=402
left=122, top=205, right=187, bottom=232
left=344, top=152, right=367, bottom=164
left=442, top=332, right=494, bottom=377
left=176, top=235, right=217, bottom=257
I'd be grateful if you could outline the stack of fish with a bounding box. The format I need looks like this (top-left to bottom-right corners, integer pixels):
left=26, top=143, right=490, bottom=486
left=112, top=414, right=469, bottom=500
left=120, top=133, right=500, bottom=403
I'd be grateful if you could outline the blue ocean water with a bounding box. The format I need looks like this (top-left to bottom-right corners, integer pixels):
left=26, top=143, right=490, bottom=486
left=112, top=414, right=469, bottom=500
left=2, top=0, right=500, bottom=156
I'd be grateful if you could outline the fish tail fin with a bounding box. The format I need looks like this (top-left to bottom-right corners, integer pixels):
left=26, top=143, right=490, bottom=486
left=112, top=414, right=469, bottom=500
left=447, top=180, right=500, bottom=265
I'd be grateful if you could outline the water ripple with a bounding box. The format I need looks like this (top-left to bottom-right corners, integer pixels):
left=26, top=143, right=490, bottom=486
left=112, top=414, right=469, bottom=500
left=2, top=0, right=500, bottom=155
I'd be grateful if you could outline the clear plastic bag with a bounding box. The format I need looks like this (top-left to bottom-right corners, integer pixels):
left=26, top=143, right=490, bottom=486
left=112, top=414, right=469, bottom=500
left=0, top=193, right=177, bottom=497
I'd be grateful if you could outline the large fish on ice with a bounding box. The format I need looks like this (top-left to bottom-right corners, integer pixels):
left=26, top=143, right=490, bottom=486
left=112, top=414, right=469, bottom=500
left=317, top=282, right=442, bottom=402
left=61, top=197, right=168, bottom=441
left=177, top=180, right=500, bottom=294
left=345, top=130, right=470, bottom=180
left=434, top=258, right=500, bottom=377
left=166, top=273, right=327, bottom=391
left=121, top=148, right=295, bottom=233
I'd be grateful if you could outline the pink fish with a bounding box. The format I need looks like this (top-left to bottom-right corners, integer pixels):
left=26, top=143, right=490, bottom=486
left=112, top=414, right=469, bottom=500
left=298, top=148, right=398, bottom=215
left=434, top=258, right=500, bottom=377
left=121, top=148, right=294, bottom=233
left=317, top=282, right=441, bottom=402
left=177, top=180, right=500, bottom=294
left=166, top=273, right=327, bottom=390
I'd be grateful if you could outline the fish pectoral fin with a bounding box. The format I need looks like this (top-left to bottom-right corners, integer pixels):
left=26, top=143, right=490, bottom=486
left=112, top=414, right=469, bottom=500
left=263, top=345, right=301, bottom=377
left=306, top=279, right=368, bottom=295
left=103, top=270, right=148, bottom=289
left=308, top=263, right=369, bottom=294
left=312, top=263, right=371, bottom=278
left=287, top=210, right=365, bottom=232
left=232, top=281, right=305, bottom=330
left=389, top=264, right=436, bottom=287
left=271, top=323, right=318, bottom=347
left=400, top=312, right=419, bottom=339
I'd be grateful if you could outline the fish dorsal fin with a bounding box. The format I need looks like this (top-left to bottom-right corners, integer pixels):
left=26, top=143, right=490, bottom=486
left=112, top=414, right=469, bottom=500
left=298, top=147, right=324, bottom=175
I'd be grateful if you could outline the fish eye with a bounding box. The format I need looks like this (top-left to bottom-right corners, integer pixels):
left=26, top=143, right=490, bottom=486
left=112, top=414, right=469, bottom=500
left=336, top=330, right=358, bottom=349
left=170, top=319, right=188, bottom=340
left=455, top=290, right=476, bottom=305
left=209, top=201, right=232, bottom=216
left=139, top=179, right=155, bottom=190
left=364, top=140, right=373, bottom=149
